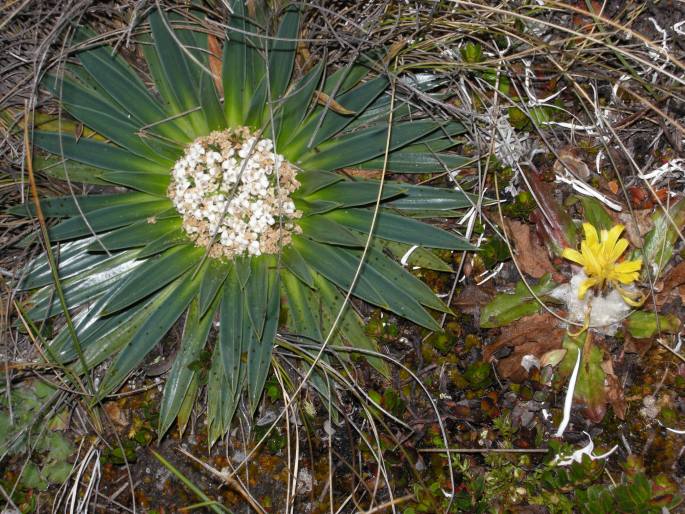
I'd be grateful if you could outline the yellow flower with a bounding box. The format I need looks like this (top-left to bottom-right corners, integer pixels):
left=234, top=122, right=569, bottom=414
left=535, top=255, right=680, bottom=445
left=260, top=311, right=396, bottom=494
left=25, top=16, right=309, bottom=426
left=562, top=223, right=643, bottom=304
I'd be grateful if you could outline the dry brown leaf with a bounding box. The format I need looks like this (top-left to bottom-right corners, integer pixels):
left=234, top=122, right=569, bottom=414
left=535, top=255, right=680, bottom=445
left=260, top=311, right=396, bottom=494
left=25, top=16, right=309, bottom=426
left=314, top=90, right=356, bottom=115
left=452, top=283, right=493, bottom=316
left=484, top=313, right=564, bottom=382
left=103, top=401, right=128, bottom=427
left=504, top=219, right=559, bottom=280
left=74, top=122, right=83, bottom=143
left=602, top=359, right=626, bottom=420
left=655, top=261, right=685, bottom=306
left=616, top=209, right=652, bottom=249
left=383, top=39, right=406, bottom=64
left=207, top=33, right=223, bottom=95
left=341, top=168, right=384, bottom=179
left=553, top=147, right=591, bottom=179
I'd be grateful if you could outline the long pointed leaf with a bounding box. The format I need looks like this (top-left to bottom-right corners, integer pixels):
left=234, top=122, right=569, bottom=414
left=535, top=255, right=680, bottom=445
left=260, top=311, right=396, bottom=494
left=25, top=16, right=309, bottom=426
left=294, top=237, right=440, bottom=330
left=248, top=259, right=279, bottom=413
left=159, top=296, right=217, bottom=437
left=98, top=269, right=202, bottom=398
left=223, top=0, right=265, bottom=126
left=296, top=121, right=441, bottom=171
left=284, top=77, right=388, bottom=158
left=33, top=132, right=169, bottom=173
left=326, top=208, right=475, bottom=250
left=102, top=245, right=203, bottom=315
left=48, top=200, right=172, bottom=241
left=149, top=10, right=208, bottom=136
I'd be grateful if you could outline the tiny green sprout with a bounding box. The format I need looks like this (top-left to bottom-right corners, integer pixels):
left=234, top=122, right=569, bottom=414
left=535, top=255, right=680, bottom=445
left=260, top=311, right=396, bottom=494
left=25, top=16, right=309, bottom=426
left=461, top=42, right=483, bottom=63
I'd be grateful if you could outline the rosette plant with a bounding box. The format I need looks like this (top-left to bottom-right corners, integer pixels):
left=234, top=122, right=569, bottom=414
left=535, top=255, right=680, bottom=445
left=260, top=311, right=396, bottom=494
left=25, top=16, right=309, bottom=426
left=15, top=1, right=475, bottom=441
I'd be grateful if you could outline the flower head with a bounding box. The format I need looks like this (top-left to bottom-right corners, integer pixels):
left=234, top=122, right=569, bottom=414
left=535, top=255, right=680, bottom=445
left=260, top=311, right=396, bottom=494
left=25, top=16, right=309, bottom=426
left=561, top=223, right=642, bottom=304
left=169, top=128, right=301, bottom=259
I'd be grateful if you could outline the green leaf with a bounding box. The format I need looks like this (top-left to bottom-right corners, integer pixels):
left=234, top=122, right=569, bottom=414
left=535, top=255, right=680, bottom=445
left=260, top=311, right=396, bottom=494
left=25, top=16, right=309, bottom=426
left=379, top=239, right=453, bottom=272
left=248, top=259, right=279, bottom=413
left=559, top=333, right=606, bottom=422
left=326, top=208, right=475, bottom=250
left=159, top=296, right=217, bottom=437
left=281, top=246, right=314, bottom=287
left=140, top=34, right=195, bottom=140
left=34, top=156, right=110, bottom=185
left=99, top=171, right=170, bottom=196
left=322, top=58, right=378, bottom=95
left=98, top=269, right=202, bottom=397
left=276, top=62, right=324, bottom=148
left=102, top=245, right=203, bottom=315
left=266, top=5, right=300, bottom=106
left=311, top=273, right=390, bottom=377
left=240, top=257, right=267, bottom=340
left=625, top=311, right=681, bottom=339
left=199, top=260, right=230, bottom=316
left=20, top=238, right=107, bottom=290
left=20, top=461, right=48, bottom=491
left=43, top=74, right=174, bottom=164
left=199, top=70, right=226, bottom=132
left=356, top=150, right=471, bottom=174
left=284, top=77, right=388, bottom=157
left=294, top=198, right=342, bottom=216
left=223, top=0, right=266, bottom=126
left=176, top=371, right=200, bottom=438
left=89, top=218, right=182, bottom=252
left=298, top=216, right=362, bottom=246
left=33, top=131, right=169, bottom=173
left=220, top=271, right=248, bottom=395
left=75, top=28, right=189, bottom=143
left=148, top=9, right=208, bottom=135
left=294, top=237, right=440, bottom=330
left=137, top=225, right=190, bottom=258
left=579, top=196, right=613, bottom=231
left=304, top=180, right=406, bottom=208
left=281, top=269, right=322, bottom=341
left=27, top=254, right=142, bottom=320
left=480, top=275, right=557, bottom=328
left=296, top=120, right=440, bottom=171
left=360, top=247, right=451, bottom=314
left=635, top=198, right=685, bottom=281
left=294, top=170, right=343, bottom=197
left=42, top=461, right=74, bottom=485
left=385, top=183, right=477, bottom=211
left=48, top=199, right=172, bottom=241
left=11, top=192, right=158, bottom=218
left=59, top=277, right=175, bottom=367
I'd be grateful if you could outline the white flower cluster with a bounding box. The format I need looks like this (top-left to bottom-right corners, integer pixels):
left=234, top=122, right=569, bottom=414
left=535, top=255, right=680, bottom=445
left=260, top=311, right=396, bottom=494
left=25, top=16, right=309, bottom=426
left=168, top=128, right=301, bottom=259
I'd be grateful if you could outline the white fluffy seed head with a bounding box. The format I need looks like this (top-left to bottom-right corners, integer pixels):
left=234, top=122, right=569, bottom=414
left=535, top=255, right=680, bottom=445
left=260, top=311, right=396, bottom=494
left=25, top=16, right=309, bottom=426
left=168, top=128, right=302, bottom=259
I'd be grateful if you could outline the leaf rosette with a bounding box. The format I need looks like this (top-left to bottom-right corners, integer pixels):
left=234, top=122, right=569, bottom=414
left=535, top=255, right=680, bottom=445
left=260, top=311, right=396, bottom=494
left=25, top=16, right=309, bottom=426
left=15, top=1, right=476, bottom=441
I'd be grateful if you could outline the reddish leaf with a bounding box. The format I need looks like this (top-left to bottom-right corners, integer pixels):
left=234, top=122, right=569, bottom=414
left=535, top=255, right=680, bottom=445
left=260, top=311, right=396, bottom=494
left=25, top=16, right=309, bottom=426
left=504, top=218, right=561, bottom=280
left=483, top=313, right=564, bottom=382
left=207, top=33, right=223, bottom=95
left=527, top=171, right=577, bottom=255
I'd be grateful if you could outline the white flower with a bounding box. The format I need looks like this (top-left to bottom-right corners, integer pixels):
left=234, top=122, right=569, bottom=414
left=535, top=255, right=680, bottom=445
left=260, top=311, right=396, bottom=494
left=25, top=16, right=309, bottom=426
left=168, top=128, right=302, bottom=258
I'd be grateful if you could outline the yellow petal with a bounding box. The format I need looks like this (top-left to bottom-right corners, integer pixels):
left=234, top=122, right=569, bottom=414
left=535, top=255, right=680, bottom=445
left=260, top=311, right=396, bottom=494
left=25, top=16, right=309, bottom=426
left=562, top=248, right=585, bottom=266
left=613, top=271, right=640, bottom=284
left=602, top=224, right=624, bottom=248
left=614, top=259, right=642, bottom=274
left=580, top=241, right=602, bottom=276
left=607, top=238, right=629, bottom=263
left=577, top=276, right=598, bottom=299
left=582, top=223, right=599, bottom=248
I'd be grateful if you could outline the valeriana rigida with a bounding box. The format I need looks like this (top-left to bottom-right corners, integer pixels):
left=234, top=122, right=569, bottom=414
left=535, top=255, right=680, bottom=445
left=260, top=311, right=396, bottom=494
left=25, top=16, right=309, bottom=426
left=15, top=1, right=477, bottom=442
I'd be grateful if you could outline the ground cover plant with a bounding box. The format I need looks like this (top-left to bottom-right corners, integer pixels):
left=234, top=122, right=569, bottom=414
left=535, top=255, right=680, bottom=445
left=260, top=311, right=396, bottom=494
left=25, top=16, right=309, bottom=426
left=1, top=0, right=685, bottom=512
